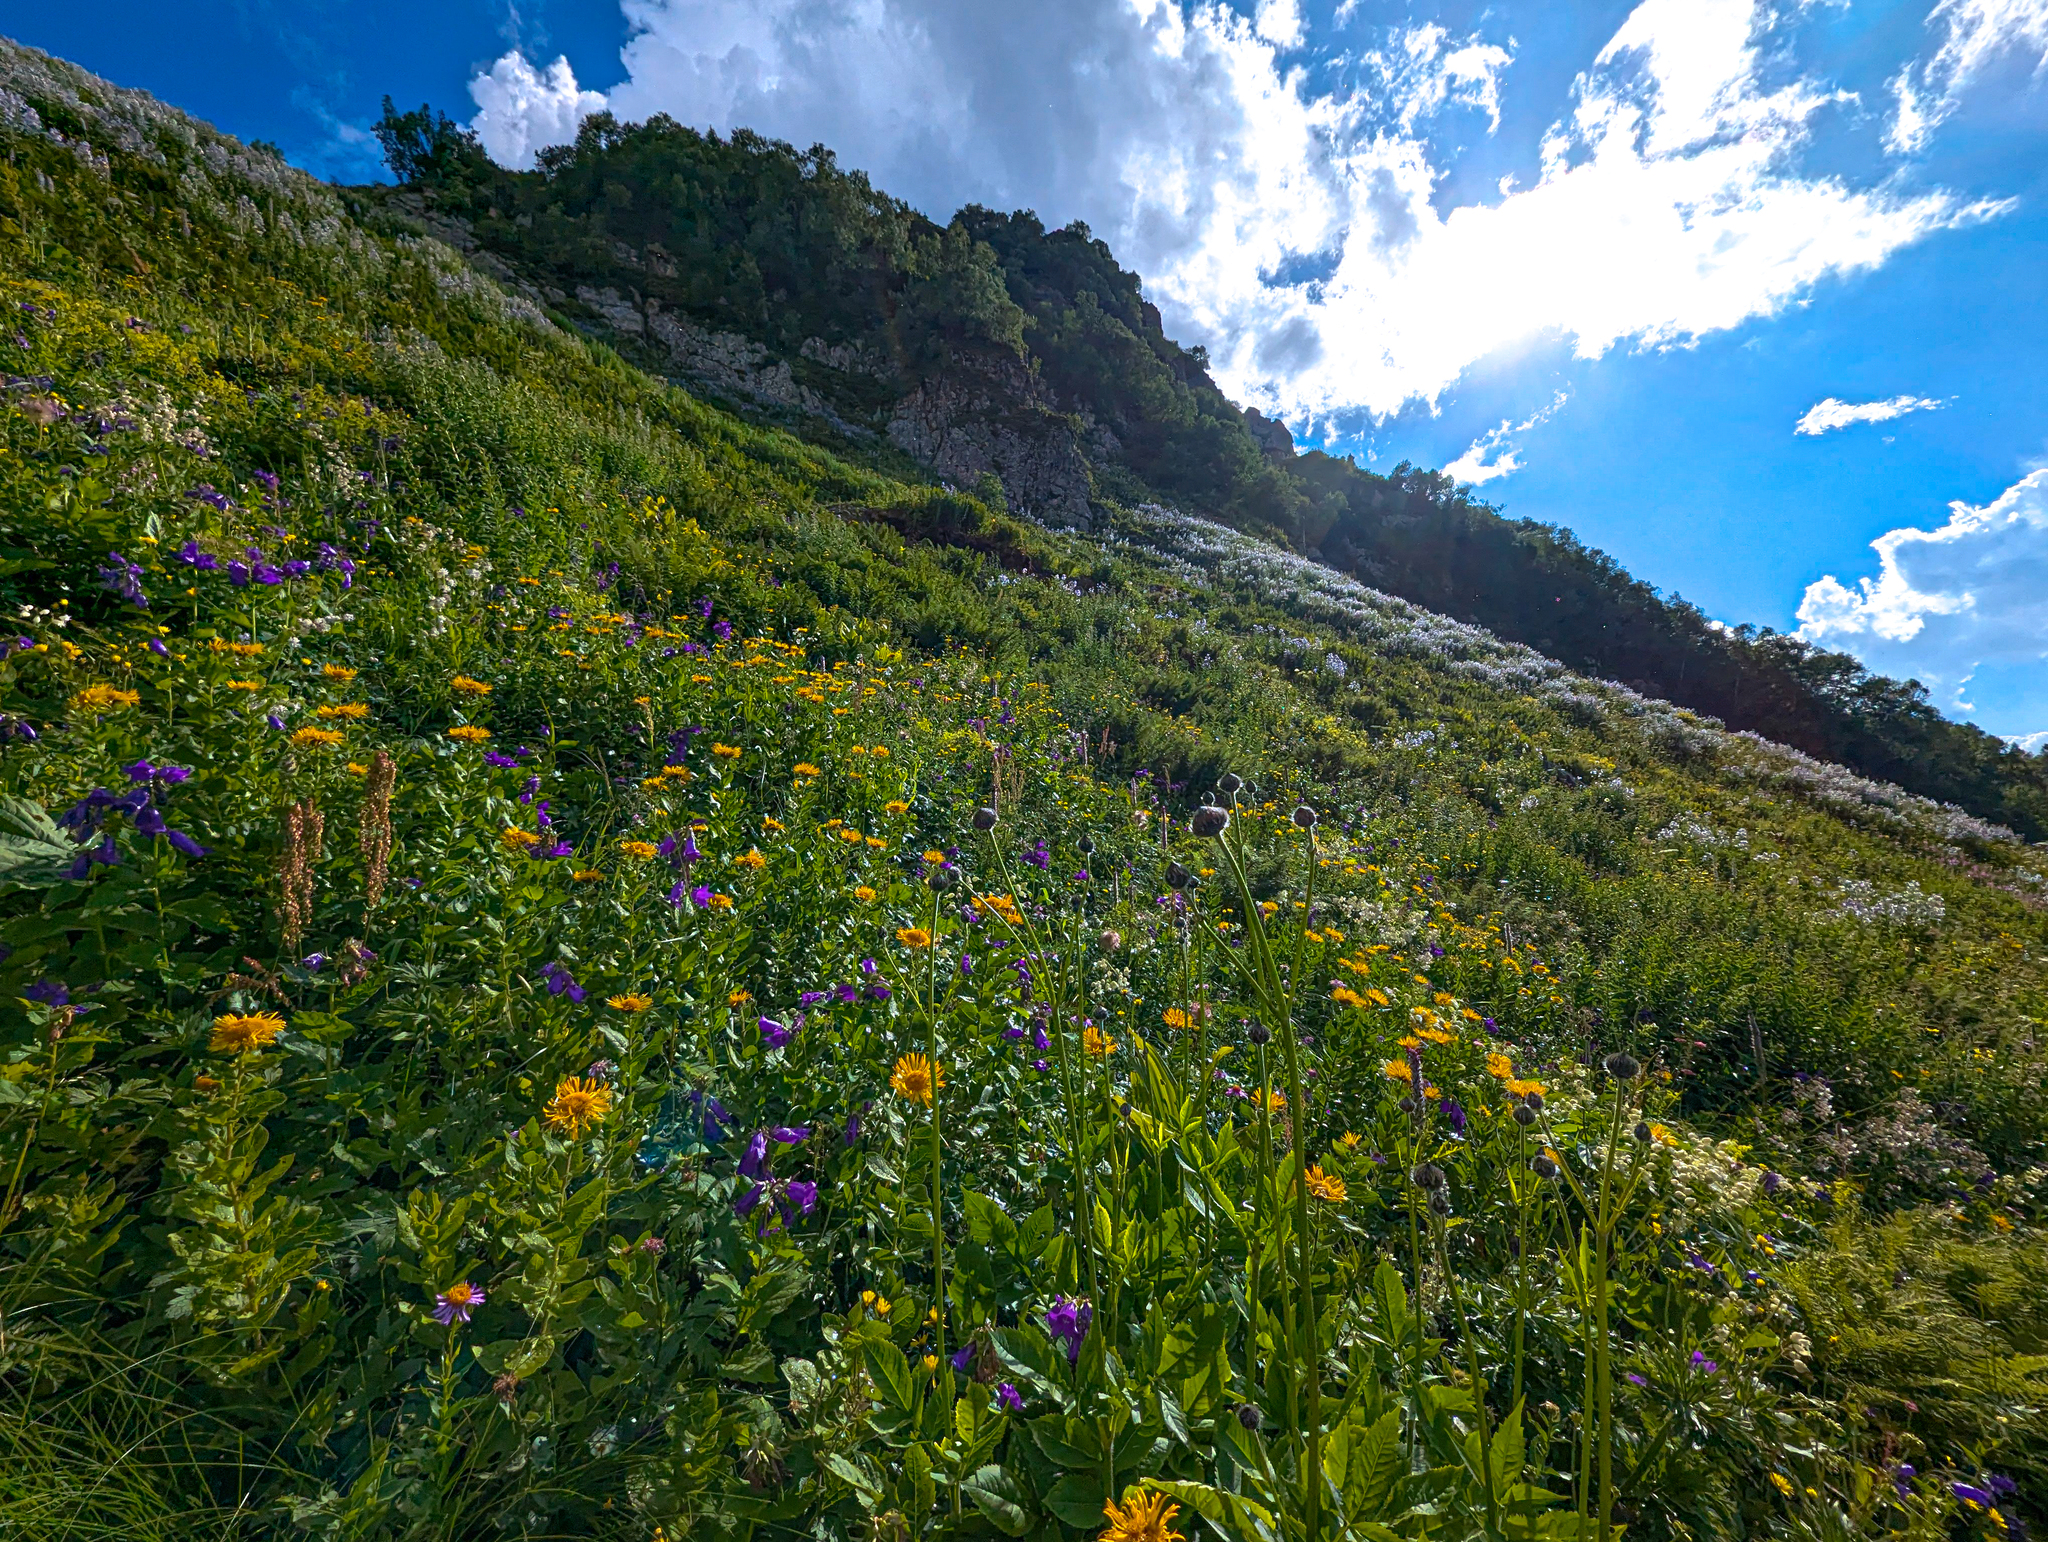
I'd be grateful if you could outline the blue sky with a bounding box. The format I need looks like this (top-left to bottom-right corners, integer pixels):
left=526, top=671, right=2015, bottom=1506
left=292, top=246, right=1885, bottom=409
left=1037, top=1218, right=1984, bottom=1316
left=12, top=0, right=2048, bottom=741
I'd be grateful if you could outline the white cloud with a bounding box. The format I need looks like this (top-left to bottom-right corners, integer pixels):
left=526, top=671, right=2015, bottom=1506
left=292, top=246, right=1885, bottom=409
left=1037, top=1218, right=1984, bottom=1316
left=1794, top=394, right=1949, bottom=435
left=468, top=0, right=2005, bottom=423
left=1886, top=0, right=2048, bottom=155
left=2009, top=728, right=2048, bottom=753
left=1796, top=468, right=2048, bottom=711
left=1444, top=390, right=1569, bottom=485
left=469, top=52, right=607, bottom=170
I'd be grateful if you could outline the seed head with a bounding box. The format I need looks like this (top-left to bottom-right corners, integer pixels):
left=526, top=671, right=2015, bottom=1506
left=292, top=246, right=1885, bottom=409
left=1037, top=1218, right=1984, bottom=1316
left=1191, top=805, right=1230, bottom=839
left=1166, top=861, right=1191, bottom=890
left=972, top=806, right=999, bottom=831
left=1248, top=1022, right=1272, bottom=1046
left=927, top=866, right=957, bottom=892
left=1218, top=773, right=1243, bottom=794
left=1604, top=1052, right=1641, bottom=1082
left=1292, top=804, right=1317, bottom=829
left=1532, top=1153, right=1560, bottom=1180
left=1428, top=1191, right=1451, bottom=1216
left=1523, top=1091, right=1546, bottom=1114
left=1632, top=1120, right=1652, bottom=1144
left=1410, top=1162, right=1447, bottom=1192
left=1076, top=834, right=1096, bottom=855
left=1236, top=1402, right=1263, bottom=1431
left=1513, top=1103, right=1536, bottom=1127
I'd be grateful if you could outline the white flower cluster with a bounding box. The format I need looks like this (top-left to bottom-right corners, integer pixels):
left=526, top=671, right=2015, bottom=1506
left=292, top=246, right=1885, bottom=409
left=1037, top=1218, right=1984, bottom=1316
left=1822, top=877, right=1947, bottom=928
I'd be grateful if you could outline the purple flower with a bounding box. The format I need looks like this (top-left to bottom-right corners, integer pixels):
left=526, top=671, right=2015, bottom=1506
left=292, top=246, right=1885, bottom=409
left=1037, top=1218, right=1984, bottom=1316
left=63, top=834, right=121, bottom=880
left=265, top=713, right=286, bottom=730
left=1687, top=1252, right=1716, bottom=1275
left=739, top=1130, right=770, bottom=1178
left=24, top=980, right=69, bottom=1006
left=1988, top=1476, right=2018, bottom=1499
left=640, top=1235, right=667, bottom=1255
left=868, top=984, right=891, bottom=1001
left=860, top=958, right=878, bottom=976
left=97, top=550, right=147, bottom=608
left=433, top=1282, right=485, bottom=1325
left=785, top=1179, right=817, bottom=1216
left=539, top=962, right=586, bottom=1003
left=166, top=829, right=209, bottom=858
left=1625, top=1373, right=1647, bottom=1386
left=768, top=1125, right=811, bottom=1143
left=1024, top=840, right=1050, bottom=871
left=1045, top=1296, right=1093, bottom=1363
left=1952, top=1485, right=1994, bottom=1507
left=687, top=1089, right=731, bottom=1141
left=1003, top=1025, right=1025, bottom=1041
left=691, top=885, right=713, bottom=908
left=1443, top=1098, right=1468, bottom=1135
left=302, top=953, right=327, bottom=971
left=484, top=751, right=520, bottom=768
left=951, top=1345, right=976, bottom=1372
left=1031, top=1059, right=1049, bottom=1072
left=845, top=1107, right=864, bottom=1144
left=960, top=954, right=974, bottom=976
left=713, top=620, right=732, bottom=641
left=800, top=990, right=827, bottom=1006
left=1690, top=1350, right=1718, bottom=1373
left=995, top=1382, right=1024, bottom=1414
left=834, top=983, right=858, bottom=1004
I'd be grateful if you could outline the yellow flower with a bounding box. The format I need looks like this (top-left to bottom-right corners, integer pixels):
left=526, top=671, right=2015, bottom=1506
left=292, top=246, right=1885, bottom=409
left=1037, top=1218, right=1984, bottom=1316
left=210, top=638, right=264, bottom=657
left=617, top=840, right=659, bottom=860
left=571, top=869, right=606, bottom=883
left=1365, top=988, right=1390, bottom=1007
left=1304, top=1165, right=1348, bottom=1204
left=734, top=848, right=767, bottom=870
left=922, top=849, right=946, bottom=864
left=1331, top=986, right=1367, bottom=1008
left=346, top=762, right=370, bottom=776
left=450, top=675, right=493, bottom=695
left=1338, top=1131, right=1362, bottom=1151
left=711, top=742, right=742, bottom=759
left=316, top=702, right=370, bottom=720
left=885, top=800, right=910, bottom=815
left=896, top=927, right=932, bottom=949
left=708, top=892, right=734, bottom=911
left=1099, top=1491, right=1184, bottom=1542
left=1417, top=1027, right=1455, bottom=1046
left=210, top=1011, right=286, bottom=1055
left=322, top=663, right=358, bottom=682
left=891, top=1052, right=944, bottom=1105
left=864, top=836, right=887, bottom=849
left=793, top=762, right=822, bottom=777
left=447, top=724, right=492, bottom=743
left=1083, top=1025, right=1119, bottom=1057
left=292, top=726, right=346, bottom=750
left=544, top=1076, right=613, bottom=1138
left=501, top=827, right=541, bottom=851
left=608, top=993, right=653, bottom=1013
left=1769, top=1474, right=1793, bottom=1498
left=762, top=817, right=785, bottom=832
left=1262, top=1087, right=1287, bottom=1114
left=1397, top=1034, right=1422, bottom=1050
left=922, top=1354, right=940, bottom=1374
left=728, top=989, right=753, bottom=1006
left=838, top=828, right=864, bottom=844
left=1505, top=1078, right=1546, bottom=1099
left=1486, top=1052, right=1514, bottom=1080
left=854, top=885, right=877, bottom=902
left=71, top=684, right=141, bottom=712
left=1383, top=1059, right=1414, bottom=1083
left=228, top=679, right=262, bottom=691
left=1163, top=1007, right=1192, bottom=1030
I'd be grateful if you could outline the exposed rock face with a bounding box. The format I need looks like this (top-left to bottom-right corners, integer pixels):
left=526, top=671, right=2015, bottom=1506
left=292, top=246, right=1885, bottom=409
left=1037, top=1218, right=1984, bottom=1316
left=1244, top=407, right=1296, bottom=459
left=887, top=358, right=1095, bottom=527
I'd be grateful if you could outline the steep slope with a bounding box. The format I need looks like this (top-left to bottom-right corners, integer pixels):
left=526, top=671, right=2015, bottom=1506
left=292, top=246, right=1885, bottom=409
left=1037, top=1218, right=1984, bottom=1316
left=365, top=102, right=2048, bottom=839
left=1, top=40, right=2044, bottom=1542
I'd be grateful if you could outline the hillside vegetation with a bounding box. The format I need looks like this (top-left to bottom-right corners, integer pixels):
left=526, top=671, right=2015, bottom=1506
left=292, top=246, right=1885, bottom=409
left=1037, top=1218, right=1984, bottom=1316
left=365, top=101, right=2048, bottom=841
left=0, top=38, right=2045, bottom=1542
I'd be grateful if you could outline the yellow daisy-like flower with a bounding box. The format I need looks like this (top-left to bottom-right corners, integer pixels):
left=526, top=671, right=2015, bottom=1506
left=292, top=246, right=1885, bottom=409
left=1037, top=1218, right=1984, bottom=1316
left=1487, top=1052, right=1515, bottom=1080
left=838, top=828, right=864, bottom=845
left=617, top=840, right=660, bottom=860
left=885, top=800, right=910, bottom=815
left=1099, top=1491, right=1184, bottom=1542
left=863, top=836, right=886, bottom=849
left=210, top=1011, right=287, bottom=1055
left=608, top=993, right=653, bottom=1013
left=762, top=817, right=785, bottom=832
left=571, top=869, right=606, bottom=883
left=1338, top=1131, right=1362, bottom=1151
left=322, top=663, right=358, bottom=682
left=707, top=893, right=734, bottom=911
left=870, top=746, right=890, bottom=759
left=450, top=675, right=493, bottom=696
left=793, top=763, right=822, bottom=777
left=734, top=848, right=767, bottom=870
left=896, top=927, right=933, bottom=949
left=228, top=679, right=262, bottom=691
left=210, top=638, right=264, bottom=657
left=1383, top=1059, right=1414, bottom=1083
left=660, top=764, right=692, bottom=781
left=854, top=885, right=877, bottom=902
left=1162, top=1007, right=1192, bottom=1030
left=447, top=724, right=492, bottom=743
left=316, top=702, right=370, bottom=720
left=1261, top=1087, right=1287, bottom=1114
left=891, top=1052, right=944, bottom=1105
left=346, top=761, right=371, bottom=776
left=1398, top=1034, right=1422, bottom=1050
left=1331, top=986, right=1367, bottom=1008
left=292, top=726, right=346, bottom=750
left=711, top=742, right=742, bottom=759
left=72, top=684, right=141, bottom=712
left=1365, top=988, right=1391, bottom=1007
left=544, top=1076, right=613, bottom=1138
left=728, top=988, right=753, bottom=1006
left=1304, top=1165, right=1348, bottom=1204
left=1417, top=1027, right=1456, bottom=1046
left=1505, top=1078, right=1546, bottom=1099
left=501, top=827, right=541, bottom=851
left=1082, top=1025, right=1119, bottom=1058
left=922, top=849, right=946, bottom=864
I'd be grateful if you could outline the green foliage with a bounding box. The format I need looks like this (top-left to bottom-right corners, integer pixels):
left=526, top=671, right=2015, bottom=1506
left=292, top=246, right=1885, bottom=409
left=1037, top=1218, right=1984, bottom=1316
left=0, top=39, right=2043, bottom=1542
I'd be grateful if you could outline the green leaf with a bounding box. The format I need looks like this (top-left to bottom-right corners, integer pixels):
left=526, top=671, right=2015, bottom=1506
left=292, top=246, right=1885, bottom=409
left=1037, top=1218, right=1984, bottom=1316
left=962, top=1465, right=1031, bottom=1536
left=0, top=797, right=79, bottom=890
left=1143, top=1478, right=1279, bottom=1542
left=865, top=1337, right=916, bottom=1413
left=1042, top=1473, right=1112, bottom=1530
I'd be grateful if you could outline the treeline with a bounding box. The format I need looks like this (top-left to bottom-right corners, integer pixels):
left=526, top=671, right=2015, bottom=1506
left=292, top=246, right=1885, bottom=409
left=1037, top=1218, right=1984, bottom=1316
left=371, top=102, right=2048, bottom=838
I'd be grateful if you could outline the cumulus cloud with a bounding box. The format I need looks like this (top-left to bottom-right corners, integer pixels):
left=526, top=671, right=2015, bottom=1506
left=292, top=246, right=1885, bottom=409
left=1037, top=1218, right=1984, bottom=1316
left=1886, top=0, right=2048, bottom=155
left=1794, top=394, right=1949, bottom=435
left=1796, top=468, right=2048, bottom=712
left=468, top=0, right=2005, bottom=423
left=1444, top=390, right=1570, bottom=485
left=469, top=52, right=608, bottom=170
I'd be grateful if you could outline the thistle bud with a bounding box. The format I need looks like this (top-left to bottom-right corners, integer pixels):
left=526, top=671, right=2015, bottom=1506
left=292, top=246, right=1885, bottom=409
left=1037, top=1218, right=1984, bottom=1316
left=1077, top=834, right=1096, bottom=855
left=1218, top=773, right=1243, bottom=794
left=1410, top=1162, right=1447, bottom=1192
left=1397, top=1096, right=1417, bottom=1115
left=1513, top=1103, right=1536, bottom=1127
left=1632, top=1120, right=1651, bottom=1144
left=1167, top=861, right=1191, bottom=890
left=1292, top=804, right=1317, bottom=829
left=1523, top=1091, right=1546, bottom=1114
left=1236, top=1403, right=1263, bottom=1431
left=1248, top=1022, right=1272, bottom=1046
left=972, top=806, right=999, bottom=831
left=1191, top=805, right=1230, bottom=839
left=1532, top=1154, right=1560, bottom=1180
left=1604, top=1052, right=1641, bottom=1082
left=1428, top=1192, right=1451, bottom=1216
left=927, top=866, right=958, bottom=892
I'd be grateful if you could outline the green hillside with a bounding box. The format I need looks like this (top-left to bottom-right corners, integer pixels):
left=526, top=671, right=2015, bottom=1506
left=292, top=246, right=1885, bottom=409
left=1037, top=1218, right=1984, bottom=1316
left=0, top=38, right=2044, bottom=1542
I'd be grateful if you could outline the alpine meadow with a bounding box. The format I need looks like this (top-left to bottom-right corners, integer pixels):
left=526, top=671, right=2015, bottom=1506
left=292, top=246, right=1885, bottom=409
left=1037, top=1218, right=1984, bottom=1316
left=1, top=35, right=2046, bottom=1542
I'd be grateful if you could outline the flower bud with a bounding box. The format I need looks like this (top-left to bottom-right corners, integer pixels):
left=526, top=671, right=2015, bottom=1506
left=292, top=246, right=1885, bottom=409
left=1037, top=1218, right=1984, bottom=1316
left=1428, top=1191, right=1451, bottom=1216
left=1167, top=861, right=1190, bottom=890
left=1236, top=1402, right=1263, bottom=1431
left=972, top=806, right=999, bottom=831
left=1397, top=1096, right=1417, bottom=1115
left=1248, top=1022, right=1272, bottom=1046
left=1218, top=773, right=1243, bottom=794
left=1513, top=1103, right=1536, bottom=1127
left=927, top=866, right=957, bottom=892
left=1604, top=1052, right=1641, bottom=1082
left=1098, top=929, right=1122, bottom=952
left=1532, top=1154, right=1560, bottom=1180
left=1632, top=1120, right=1651, bottom=1144
left=1191, top=805, right=1230, bottom=838
left=1077, top=834, right=1096, bottom=855
left=1292, top=804, right=1317, bottom=829
left=1410, top=1162, right=1447, bottom=1192
left=1523, top=1091, right=1546, bottom=1114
